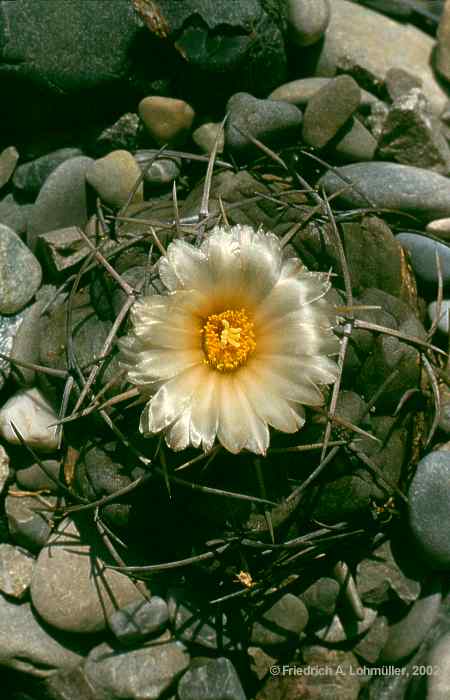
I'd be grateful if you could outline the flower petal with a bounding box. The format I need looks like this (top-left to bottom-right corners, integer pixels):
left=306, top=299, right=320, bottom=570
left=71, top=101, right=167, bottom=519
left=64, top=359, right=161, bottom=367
left=238, top=367, right=305, bottom=433
left=248, top=357, right=325, bottom=406
left=189, top=372, right=219, bottom=452
left=158, top=240, right=211, bottom=291
left=255, top=273, right=331, bottom=326
left=216, top=375, right=269, bottom=454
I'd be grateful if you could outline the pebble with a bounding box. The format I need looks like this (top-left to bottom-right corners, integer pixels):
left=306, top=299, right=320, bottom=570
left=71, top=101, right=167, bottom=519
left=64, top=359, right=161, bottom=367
left=384, top=67, right=422, bottom=100
left=0, top=445, right=9, bottom=496
left=314, top=0, right=447, bottom=115
left=168, top=588, right=232, bottom=650
left=5, top=487, right=55, bottom=552
left=302, top=75, right=361, bottom=149
left=109, top=596, right=169, bottom=646
left=192, top=122, right=225, bottom=154
left=36, top=226, right=91, bottom=280
left=16, top=459, right=60, bottom=493
left=378, top=89, right=450, bottom=174
left=94, top=112, right=140, bottom=156
left=319, top=163, right=450, bottom=221
left=0, top=146, right=19, bottom=189
left=396, top=232, right=450, bottom=285
left=251, top=593, right=309, bottom=647
left=134, top=152, right=181, bottom=186
left=30, top=517, right=140, bottom=633
left=409, top=451, right=450, bottom=568
left=0, top=387, right=58, bottom=452
left=0, top=593, right=82, bottom=677
left=427, top=217, right=450, bottom=241
left=356, top=540, right=421, bottom=607
left=299, top=577, right=340, bottom=622
left=352, top=615, right=389, bottom=664
left=315, top=607, right=377, bottom=643
left=428, top=300, right=450, bottom=335
left=9, top=290, right=55, bottom=386
left=12, top=147, right=82, bottom=196
left=27, top=155, right=93, bottom=249
left=333, top=116, right=377, bottom=162
left=287, top=0, right=330, bottom=47
left=269, top=77, right=378, bottom=109
left=0, top=224, right=42, bottom=314
left=380, top=579, right=442, bottom=662
left=177, top=657, right=246, bottom=700
left=0, top=543, right=35, bottom=599
left=225, top=92, right=303, bottom=158
left=85, top=638, right=189, bottom=699
left=86, top=149, right=143, bottom=208
left=0, top=193, right=32, bottom=237
left=138, top=96, right=195, bottom=146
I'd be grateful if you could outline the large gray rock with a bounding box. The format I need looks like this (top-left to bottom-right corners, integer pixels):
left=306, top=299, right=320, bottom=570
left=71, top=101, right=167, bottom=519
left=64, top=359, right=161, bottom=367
left=0, top=224, right=42, bottom=314
left=0, top=592, right=82, bottom=677
left=178, top=657, right=246, bottom=700
left=319, top=162, right=450, bottom=221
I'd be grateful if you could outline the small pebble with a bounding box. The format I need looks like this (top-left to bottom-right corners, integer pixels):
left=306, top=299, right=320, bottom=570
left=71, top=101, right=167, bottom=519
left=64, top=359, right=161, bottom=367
left=0, top=146, right=19, bottom=189
left=177, top=657, right=246, bottom=700
left=0, top=224, right=42, bottom=314
left=333, top=117, right=377, bottom=162
left=315, top=607, right=377, bottom=643
left=192, top=122, right=225, bottom=154
left=302, top=75, right=361, bottom=149
left=5, top=488, right=56, bottom=552
left=426, top=217, right=450, bottom=241
left=0, top=387, right=58, bottom=452
left=251, top=593, right=309, bottom=647
left=287, top=0, right=330, bottom=47
left=12, top=148, right=82, bottom=197
left=428, top=300, right=450, bottom=335
left=86, top=150, right=143, bottom=208
left=396, top=233, right=450, bottom=286
left=0, top=193, right=32, bottom=237
left=16, top=459, right=60, bottom=492
left=109, top=596, right=169, bottom=645
left=269, top=78, right=378, bottom=109
left=409, top=451, right=450, bottom=568
left=138, top=96, right=194, bottom=146
left=0, top=543, right=35, bottom=599
left=134, top=152, right=181, bottom=186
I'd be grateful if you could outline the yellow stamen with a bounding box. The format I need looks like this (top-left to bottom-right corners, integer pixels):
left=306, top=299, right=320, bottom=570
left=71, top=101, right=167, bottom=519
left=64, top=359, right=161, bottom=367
left=201, top=308, right=256, bottom=372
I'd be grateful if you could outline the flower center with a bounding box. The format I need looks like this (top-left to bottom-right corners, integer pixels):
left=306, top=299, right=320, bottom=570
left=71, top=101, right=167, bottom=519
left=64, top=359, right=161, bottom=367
left=201, top=308, right=256, bottom=372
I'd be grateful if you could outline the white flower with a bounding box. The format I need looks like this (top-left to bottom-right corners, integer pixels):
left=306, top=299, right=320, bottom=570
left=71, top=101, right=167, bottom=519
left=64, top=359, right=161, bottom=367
left=119, top=225, right=340, bottom=455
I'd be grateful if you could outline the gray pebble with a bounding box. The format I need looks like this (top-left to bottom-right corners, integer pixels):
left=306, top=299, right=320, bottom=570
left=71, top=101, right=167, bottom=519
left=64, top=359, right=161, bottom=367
left=333, top=117, right=377, bottom=162
left=302, top=75, right=361, bottom=149
left=269, top=77, right=378, bottom=109
left=0, top=224, right=42, bottom=314
left=353, top=616, right=389, bottom=664
left=12, top=147, right=82, bottom=197
left=319, top=162, right=450, bottom=221
left=380, top=579, right=442, bottom=662
left=299, top=577, right=340, bottom=621
left=109, top=596, right=169, bottom=645
left=0, top=543, right=35, bottom=599
left=86, top=149, right=143, bottom=208
left=385, top=67, right=422, bottom=100
left=427, top=217, right=450, bottom=241
left=178, top=657, right=246, bottom=700
left=428, top=300, right=450, bottom=335
left=0, top=146, right=19, bottom=189
left=225, top=92, right=302, bottom=158
left=27, top=156, right=93, bottom=249
left=356, top=540, right=421, bottom=607
left=409, top=451, right=450, bottom=568
left=397, top=232, right=450, bottom=285
left=192, top=122, right=224, bottom=154
left=251, top=593, right=309, bottom=647
left=134, top=152, right=181, bottom=186
left=0, top=193, right=32, bottom=237
left=315, top=607, right=377, bottom=643
left=287, top=0, right=330, bottom=47
left=94, top=113, right=140, bottom=156
left=10, top=296, right=50, bottom=386
left=16, top=459, right=61, bottom=492
left=5, top=488, right=55, bottom=552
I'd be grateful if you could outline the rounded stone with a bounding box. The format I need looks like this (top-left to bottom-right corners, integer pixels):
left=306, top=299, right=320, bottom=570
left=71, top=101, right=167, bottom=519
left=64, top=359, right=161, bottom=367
left=138, top=96, right=194, bottom=146
left=315, top=607, right=377, bottom=643
left=0, top=224, right=42, bottom=314
left=302, top=75, right=362, bottom=149
left=0, top=146, right=19, bottom=189
left=287, top=0, right=330, bottom=47
left=333, top=117, right=377, bottom=162
left=192, top=122, right=225, bottom=154
left=0, top=543, right=35, bottom=599
left=0, top=387, right=58, bottom=452
left=251, top=593, right=309, bottom=647
left=269, top=78, right=378, bottom=109
left=134, top=152, right=181, bottom=186
left=427, top=217, right=450, bottom=241
left=409, top=451, right=450, bottom=568
left=396, top=232, right=450, bottom=285
left=109, top=596, right=169, bottom=645
left=319, top=162, right=450, bottom=221
left=86, top=150, right=143, bottom=208
left=30, top=517, right=140, bottom=633
left=428, top=300, right=450, bottom=335
left=12, top=147, right=83, bottom=196
left=16, top=459, right=60, bottom=492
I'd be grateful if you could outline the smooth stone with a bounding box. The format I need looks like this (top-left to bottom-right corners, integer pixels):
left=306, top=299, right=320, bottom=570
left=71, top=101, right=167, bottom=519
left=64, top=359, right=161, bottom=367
left=319, top=163, right=450, bottom=221
left=31, top=517, right=140, bottom=633
left=134, top=152, right=181, bottom=186
left=16, top=459, right=60, bottom=492
left=0, top=193, right=32, bottom=236
left=0, top=593, right=82, bottom=677
left=378, top=89, right=450, bottom=174
left=287, top=0, right=330, bottom=47
left=12, top=148, right=82, bottom=196
left=43, top=664, right=106, bottom=700
left=409, top=451, right=450, bottom=567
left=315, top=607, right=377, bottom=643
left=385, top=67, right=422, bottom=100
left=269, top=77, right=378, bottom=108
left=225, top=92, right=303, bottom=157
left=428, top=300, right=450, bottom=334
left=177, top=657, right=246, bottom=700
left=0, top=224, right=42, bottom=314
left=0, top=146, right=19, bottom=189
left=356, top=540, right=421, bottom=607
left=138, top=96, right=194, bottom=146
left=427, top=217, right=450, bottom=240
left=436, top=0, right=450, bottom=83
left=85, top=639, right=189, bottom=699
left=0, top=543, right=35, bottom=599
left=299, top=577, right=340, bottom=621
left=332, top=116, right=377, bottom=162
left=0, top=387, right=58, bottom=452
left=9, top=295, right=51, bottom=386
left=5, top=487, right=55, bottom=552
left=109, top=596, right=169, bottom=645
left=192, top=122, right=225, bottom=154
left=302, top=74, right=361, bottom=149
left=36, top=226, right=91, bottom=280
left=27, top=156, right=93, bottom=249
left=396, top=232, right=450, bottom=285
left=380, top=579, right=442, bottom=662
left=86, top=150, right=143, bottom=208
left=251, top=593, right=309, bottom=647
left=0, top=445, right=9, bottom=496
left=314, top=0, right=448, bottom=114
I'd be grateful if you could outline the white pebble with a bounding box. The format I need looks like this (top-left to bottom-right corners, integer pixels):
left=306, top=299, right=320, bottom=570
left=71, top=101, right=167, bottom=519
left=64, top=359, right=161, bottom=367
left=0, top=388, right=59, bottom=452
